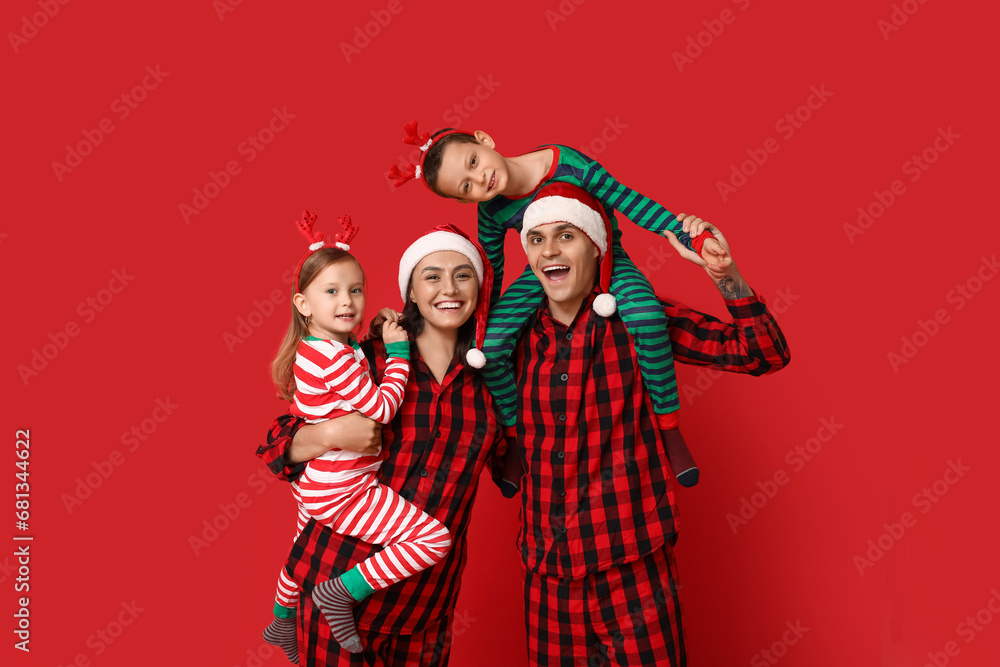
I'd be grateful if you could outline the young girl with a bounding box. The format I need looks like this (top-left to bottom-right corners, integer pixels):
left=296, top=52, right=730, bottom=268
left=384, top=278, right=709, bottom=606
left=388, top=123, right=730, bottom=487
left=262, top=211, right=452, bottom=661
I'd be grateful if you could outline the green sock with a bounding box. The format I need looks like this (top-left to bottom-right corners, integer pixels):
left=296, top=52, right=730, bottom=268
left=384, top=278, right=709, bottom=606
left=340, top=566, right=375, bottom=601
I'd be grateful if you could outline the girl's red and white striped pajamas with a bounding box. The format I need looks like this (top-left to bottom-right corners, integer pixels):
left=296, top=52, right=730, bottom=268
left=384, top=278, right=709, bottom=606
left=273, top=337, right=451, bottom=612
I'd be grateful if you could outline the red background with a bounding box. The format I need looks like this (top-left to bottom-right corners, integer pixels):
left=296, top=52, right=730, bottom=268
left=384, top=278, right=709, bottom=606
left=4, top=1, right=999, bottom=665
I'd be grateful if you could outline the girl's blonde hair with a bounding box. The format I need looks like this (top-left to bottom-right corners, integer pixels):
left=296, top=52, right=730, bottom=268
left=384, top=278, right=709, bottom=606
left=272, top=247, right=365, bottom=401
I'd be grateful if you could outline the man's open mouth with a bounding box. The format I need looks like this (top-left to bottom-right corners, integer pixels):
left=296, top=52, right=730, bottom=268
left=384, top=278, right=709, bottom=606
left=542, top=265, right=570, bottom=282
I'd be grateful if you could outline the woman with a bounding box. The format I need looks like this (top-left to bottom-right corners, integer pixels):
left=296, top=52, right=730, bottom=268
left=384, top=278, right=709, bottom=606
left=257, top=224, right=516, bottom=666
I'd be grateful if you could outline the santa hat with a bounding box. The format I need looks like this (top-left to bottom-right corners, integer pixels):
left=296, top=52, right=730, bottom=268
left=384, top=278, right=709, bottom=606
left=398, top=225, right=493, bottom=368
left=521, top=183, right=618, bottom=317
left=293, top=210, right=358, bottom=292
left=387, top=121, right=474, bottom=190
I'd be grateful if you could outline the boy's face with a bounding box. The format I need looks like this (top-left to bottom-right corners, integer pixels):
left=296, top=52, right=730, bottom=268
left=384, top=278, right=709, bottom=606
left=525, top=222, right=599, bottom=317
left=435, top=133, right=507, bottom=203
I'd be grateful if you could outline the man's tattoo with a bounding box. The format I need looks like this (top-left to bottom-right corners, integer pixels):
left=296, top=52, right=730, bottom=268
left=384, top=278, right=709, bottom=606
left=717, top=276, right=752, bottom=299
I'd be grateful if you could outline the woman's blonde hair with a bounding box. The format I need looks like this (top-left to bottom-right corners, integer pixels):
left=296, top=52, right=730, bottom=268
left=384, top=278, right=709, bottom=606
left=271, top=248, right=364, bottom=401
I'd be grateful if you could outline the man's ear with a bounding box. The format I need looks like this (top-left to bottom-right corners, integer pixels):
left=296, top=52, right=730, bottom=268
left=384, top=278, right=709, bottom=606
left=473, top=130, right=494, bottom=149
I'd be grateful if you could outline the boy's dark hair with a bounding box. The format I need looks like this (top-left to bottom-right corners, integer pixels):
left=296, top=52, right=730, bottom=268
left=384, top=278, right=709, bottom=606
left=423, top=129, right=479, bottom=196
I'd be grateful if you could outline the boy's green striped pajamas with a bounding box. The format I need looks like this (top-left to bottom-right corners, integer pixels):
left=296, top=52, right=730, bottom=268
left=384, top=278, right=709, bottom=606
left=478, top=144, right=705, bottom=428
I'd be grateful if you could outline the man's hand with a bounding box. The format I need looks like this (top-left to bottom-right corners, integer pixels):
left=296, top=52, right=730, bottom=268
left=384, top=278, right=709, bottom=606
left=662, top=216, right=754, bottom=299
left=288, top=412, right=382, bottom=464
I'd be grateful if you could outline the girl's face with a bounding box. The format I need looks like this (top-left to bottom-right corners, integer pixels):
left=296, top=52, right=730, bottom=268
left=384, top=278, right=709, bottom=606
left=295, top=258, right=365, bottom=343
left=409, top=251, right=479, bottom=333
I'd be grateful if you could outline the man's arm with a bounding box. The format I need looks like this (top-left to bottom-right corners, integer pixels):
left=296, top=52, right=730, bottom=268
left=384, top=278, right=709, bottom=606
left=255, top=412, right=308, bottom=482
left=660, top=218, right=790, bottom=374
left=255, top=412, right=383, bottom=482
left=662, top=292, right=790, bottom=376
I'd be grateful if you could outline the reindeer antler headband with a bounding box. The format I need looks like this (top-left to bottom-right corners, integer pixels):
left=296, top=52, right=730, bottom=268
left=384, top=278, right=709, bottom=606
left=293, top=210, right=359, bottom=292
left=386, top=121, right=473, bottom=190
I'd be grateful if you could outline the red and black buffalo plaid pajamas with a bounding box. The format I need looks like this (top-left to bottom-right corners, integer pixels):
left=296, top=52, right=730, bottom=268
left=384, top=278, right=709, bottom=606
left=514, top=289, right=790, bottom=666
left=257, top=338, right=509, bottom=666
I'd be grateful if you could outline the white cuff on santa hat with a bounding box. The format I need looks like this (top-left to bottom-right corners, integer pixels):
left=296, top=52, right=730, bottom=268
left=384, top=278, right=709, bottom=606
left=520, top=196, right=608, bottom=257
left=398, top=231, right=485, bottom=301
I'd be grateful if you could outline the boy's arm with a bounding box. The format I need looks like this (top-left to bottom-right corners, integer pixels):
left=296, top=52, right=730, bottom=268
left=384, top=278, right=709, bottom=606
left=563, top=145, right=712, bottom=253
left=477, top=205, right=506, bottom=307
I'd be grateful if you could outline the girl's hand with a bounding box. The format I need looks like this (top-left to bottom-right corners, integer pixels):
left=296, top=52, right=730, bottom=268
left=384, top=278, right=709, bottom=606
left=382, top=320, right=408, bottom=345
left=373, top=307, right=402, bottom=326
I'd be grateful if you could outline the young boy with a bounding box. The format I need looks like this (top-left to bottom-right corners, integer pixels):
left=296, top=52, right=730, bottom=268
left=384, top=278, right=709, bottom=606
left=388, top=123, right=728, bottom=486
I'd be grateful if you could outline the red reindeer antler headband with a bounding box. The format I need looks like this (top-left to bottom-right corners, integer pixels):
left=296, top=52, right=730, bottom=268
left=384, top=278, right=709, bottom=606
left=387, top=121, right=473, bottom=190
left=293, top=210, right=359, bottom=292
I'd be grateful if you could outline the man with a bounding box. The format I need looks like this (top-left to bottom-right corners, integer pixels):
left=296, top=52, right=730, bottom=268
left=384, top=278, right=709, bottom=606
left=511, top=182, right=790, bottom=666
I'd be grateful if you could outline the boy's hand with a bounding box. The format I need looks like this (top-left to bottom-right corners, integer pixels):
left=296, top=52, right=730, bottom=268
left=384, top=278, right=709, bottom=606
left=671, top=213, right=731, bottom=270
left=663, top=215, right=733, bottom=276
left=382, top=320, right=408, bottom=345
left=699, top=236, right=731, bottom=271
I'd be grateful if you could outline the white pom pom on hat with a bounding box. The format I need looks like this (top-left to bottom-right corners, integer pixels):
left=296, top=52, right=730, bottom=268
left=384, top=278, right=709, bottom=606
left=465, top=347, right=486, bottom=368
left=593, top=293, right=617, bottom=317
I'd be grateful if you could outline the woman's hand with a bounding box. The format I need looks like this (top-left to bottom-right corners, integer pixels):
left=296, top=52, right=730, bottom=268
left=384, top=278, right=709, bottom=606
left=288, top=412, right=382, bottom=464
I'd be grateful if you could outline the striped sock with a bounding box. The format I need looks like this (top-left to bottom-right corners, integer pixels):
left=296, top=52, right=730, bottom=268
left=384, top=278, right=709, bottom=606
left=312, top=577, right=364, bottom=654
left=262, top=613, right=299, bottom=664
